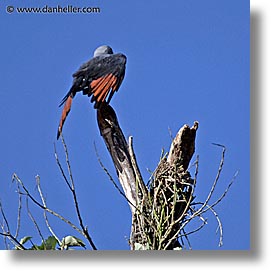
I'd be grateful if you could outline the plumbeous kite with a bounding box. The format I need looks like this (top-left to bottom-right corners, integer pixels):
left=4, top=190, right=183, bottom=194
left=57, top=45, right=127, bottom=139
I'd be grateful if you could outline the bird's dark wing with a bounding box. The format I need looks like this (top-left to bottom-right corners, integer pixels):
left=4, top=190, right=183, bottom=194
left=82, top=53, right=127, bottom=108
left=57, top=53, right=126, bottom=139
left=59, top=53, right=126, bottom=108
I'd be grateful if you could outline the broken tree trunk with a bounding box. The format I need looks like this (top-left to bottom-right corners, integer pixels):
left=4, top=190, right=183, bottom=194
left=97, top=104, right=198, bottom=250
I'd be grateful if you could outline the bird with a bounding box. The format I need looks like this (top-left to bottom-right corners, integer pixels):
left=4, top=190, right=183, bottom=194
left=57, top=45, right=127, bottom=139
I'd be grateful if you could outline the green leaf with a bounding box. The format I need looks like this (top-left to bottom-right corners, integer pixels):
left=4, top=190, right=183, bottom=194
left=61, top=236, right=86, bottom=250
left=44, top=236, right=58, bottom=250
left=30, top=236, right=58, bottom=250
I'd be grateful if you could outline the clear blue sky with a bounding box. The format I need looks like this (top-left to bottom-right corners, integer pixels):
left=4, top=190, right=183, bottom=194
left=0, top=0, right=249, bottom=250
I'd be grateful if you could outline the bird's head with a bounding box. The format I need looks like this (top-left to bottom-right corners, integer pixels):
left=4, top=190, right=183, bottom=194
left=93, top=45, right=113, bottom=57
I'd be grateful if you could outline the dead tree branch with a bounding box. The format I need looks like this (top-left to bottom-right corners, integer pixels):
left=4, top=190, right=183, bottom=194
left=96, top=104, right=211, bottom=250
left=96, top=103, right=238, bottom=250
left=97, top=104, right=138, bottom=213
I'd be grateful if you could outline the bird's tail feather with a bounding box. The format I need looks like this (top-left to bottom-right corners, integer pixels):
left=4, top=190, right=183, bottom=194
left=57, top=95, right=73, bottom=139
left=59, top=91, right=72, bottom=107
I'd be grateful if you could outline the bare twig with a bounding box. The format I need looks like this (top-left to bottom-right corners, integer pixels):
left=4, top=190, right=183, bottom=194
left=206, top=170, right=239, bottom=210
left=180, top=216, right=208, bottom=238
left=94, top=142, right=130, bottom=202
left=0, top=223, right=9, bottom=249
left=0, top=200, right=10, bottom=234
left=60, top=134, right=75, bottom=190
left=14, top=181, right=22, bottom=239
left=35, top=175, right=61, bottom=246
left=0, top=200, right=26, bottom=250
left=54, top=142, right=72, bottom=191
left=194, top=144, right=226, bottom=216
left=208, top=206, right=223, bottom=247
left=26, top=197, right=46, bottom=248
left=56, top=134, right=97, bottom=250
left=0, top=231, right=26, bottom=250
left=12, top=173, right=84, bottom=236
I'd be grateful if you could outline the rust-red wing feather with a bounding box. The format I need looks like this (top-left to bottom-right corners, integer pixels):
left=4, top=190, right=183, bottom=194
left=96, top=75, right=112, bottom=96
left=90, top=75, right=108, bottom=97
left=57, top=96, right=73, bottom=139
left=111, top=79, right=118, bottom=92
left=96, top=77, right=114, bottom=103
left=90, top=76, right=107, bottom=96
left=111, top=74, right=120, bottom=91
left=90, top=74, right=118, bottom=104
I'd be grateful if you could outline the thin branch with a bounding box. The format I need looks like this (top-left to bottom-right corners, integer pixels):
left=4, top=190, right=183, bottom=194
left=180, top=228, right=192, bottom=249
left=12, top=173, right=84, bottom=236
left=180, top=215, right=208, bottom=238
left=35, top=175, right=61, bottom=246
left=94, top=141, right=137, bottom=209
left=57, top=135, right=97, bottom=250
left=26, top=197, right=46, bottom=248
left=0, top=200, right=11, bottom=234
left=192, top=169, right=239, bottom=219
left=0, top=223, right=9, bottom=249
left=0, top=200, right=26, bottom=250
left=194, top=145, right=226, bottom=216
left=0, top=231, right=26, bottom=250
left=60, top=134, right=75, bottom=190
left=208, top=206, right=223, bottom=247
left=207, top=170, right=239, bottom=209
left=14, top=181, right=23, bottom=239
left=54, top=142, right=72, bottom=191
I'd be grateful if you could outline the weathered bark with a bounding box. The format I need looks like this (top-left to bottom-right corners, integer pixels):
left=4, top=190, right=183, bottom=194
left=167, top=122, right=199, bottom=169
left=97, top=104, right=198, bottom=250
left=97, top=104, right=138, bottom=213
